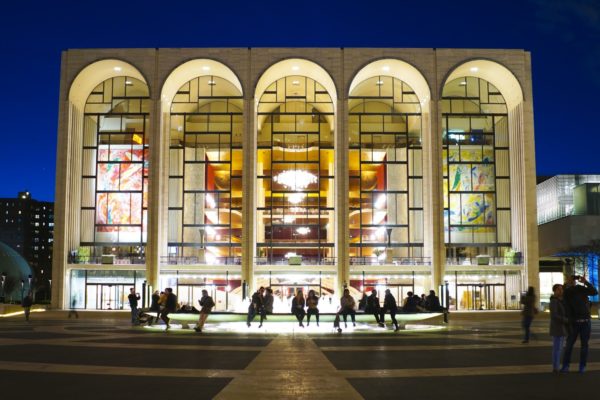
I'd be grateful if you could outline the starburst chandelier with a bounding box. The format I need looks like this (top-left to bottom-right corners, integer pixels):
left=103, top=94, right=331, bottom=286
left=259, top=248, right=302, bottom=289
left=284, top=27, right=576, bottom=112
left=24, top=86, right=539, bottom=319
left=273, top=170, right=317, bottom=190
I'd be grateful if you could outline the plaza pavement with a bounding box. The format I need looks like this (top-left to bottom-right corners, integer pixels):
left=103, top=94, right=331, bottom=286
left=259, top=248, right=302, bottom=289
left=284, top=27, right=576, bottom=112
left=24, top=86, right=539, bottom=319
left=0, top=311, right=599, bottom=399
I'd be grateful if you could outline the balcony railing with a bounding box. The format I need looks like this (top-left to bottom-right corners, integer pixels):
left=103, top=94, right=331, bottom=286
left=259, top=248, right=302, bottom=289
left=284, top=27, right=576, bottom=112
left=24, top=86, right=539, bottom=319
left=445, top=256, right=524, bottom=266
left=349, top=257, right=432, bottom=266
left=160, top=256, right=242, bottom=265
left=254, top=257, right=336, bottom=266
left=68, top=255, right=146, bottom=265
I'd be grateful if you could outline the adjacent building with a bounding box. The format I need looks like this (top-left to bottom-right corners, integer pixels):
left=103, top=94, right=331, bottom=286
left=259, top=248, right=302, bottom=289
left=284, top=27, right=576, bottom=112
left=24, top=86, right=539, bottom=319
left=0, top=191, right=54, bottom=291
left=53, top=48, right=538, bottom=311
left=538, top=175, right=600, bottom=304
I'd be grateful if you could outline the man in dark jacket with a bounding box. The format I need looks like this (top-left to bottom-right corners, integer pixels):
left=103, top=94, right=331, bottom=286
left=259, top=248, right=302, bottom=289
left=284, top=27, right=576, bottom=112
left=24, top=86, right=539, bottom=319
left=128, top=288, right=140, bottom=325
left=561, top=275, right=598, bottom=373
left=425, top=290, right=441, bottom=311
left=380, top=289, right=399, bottom=331
left=365, top=289, right=383, bottom=326
left=160, top=288, right=178, bottom=331
left=247, top=287, right=265, bottom=327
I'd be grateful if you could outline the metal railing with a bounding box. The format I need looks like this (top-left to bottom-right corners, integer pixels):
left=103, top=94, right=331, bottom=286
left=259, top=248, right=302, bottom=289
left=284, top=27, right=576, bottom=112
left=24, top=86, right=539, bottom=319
left=67, top=255, right=146, bottom=265
left=445, top=256, right=524, bottom=266
left=160, top=256, right=242, bottom=265
left=349, top=257, right=432, bottom=266
left=254, top=257, right=337, bottom=266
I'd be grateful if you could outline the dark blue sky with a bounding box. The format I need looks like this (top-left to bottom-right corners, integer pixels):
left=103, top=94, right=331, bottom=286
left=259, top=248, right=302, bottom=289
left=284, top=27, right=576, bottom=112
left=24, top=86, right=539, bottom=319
left=0, top=0, right=598, bottom=201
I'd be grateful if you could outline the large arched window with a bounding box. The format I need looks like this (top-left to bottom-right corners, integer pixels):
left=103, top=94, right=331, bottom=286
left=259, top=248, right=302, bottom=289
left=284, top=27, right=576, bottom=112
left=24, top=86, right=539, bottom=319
left=256, top=75, right=335, bottom=264
left=167, top=75, right=243, bottom=262
left=442, top=76, right=511, bottom=259
left=79, top=76, right=150, bottom=254
left=348, top=76, right=424, bottom=262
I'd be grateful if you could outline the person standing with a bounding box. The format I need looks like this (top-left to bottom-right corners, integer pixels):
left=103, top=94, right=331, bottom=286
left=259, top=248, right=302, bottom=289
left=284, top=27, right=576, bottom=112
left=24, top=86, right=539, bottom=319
left=147, top=290, right=160, bottom=325
left=521, top=286, right=537, bottom=343
left=425, top=290, right=441, bottom=311
left=259, top=287, right=274, bottom=328
left=291, top=289, right=306, bottom=327
left=561, top=275, right=598, bottom=373
left=339, top=288, right=356, bottom=328
left=21, top=292, right=33, bottom=321
left=67, top=297, right=79, bottom=319
left=194, top=289, right=215, bottom=333
left=549, top=283, right=568, bottom=372
left=306, top=290, right=319, bottom=326
left=247, top=287, right=265, bottom=327
left=128, top=288, right=141, bottom=325
left=365, top=289, right=383, bottom=326
left=160, top=288, right=178, bottom=331
left=380, top=289, right=399, bottom=331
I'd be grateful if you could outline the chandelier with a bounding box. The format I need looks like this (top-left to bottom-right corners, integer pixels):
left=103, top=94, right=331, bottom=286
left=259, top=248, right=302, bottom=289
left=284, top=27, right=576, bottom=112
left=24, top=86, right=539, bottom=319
left=273, top=170, right=317, bottom=190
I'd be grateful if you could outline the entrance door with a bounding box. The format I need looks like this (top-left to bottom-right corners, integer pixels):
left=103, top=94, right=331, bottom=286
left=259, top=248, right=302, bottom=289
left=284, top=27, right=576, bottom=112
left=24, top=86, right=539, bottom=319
left=85, top=284, right=130, bottom=310
left=456, top=284, right=505, bottom=310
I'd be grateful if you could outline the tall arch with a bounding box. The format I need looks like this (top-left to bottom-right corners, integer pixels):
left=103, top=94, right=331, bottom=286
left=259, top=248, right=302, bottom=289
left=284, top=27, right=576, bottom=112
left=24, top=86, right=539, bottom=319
left=440, top=59, right=531, bottom=307
left=252, top=59, right=338, bottom=303
left=346, top=59, right=434, bottom=296
left=157, top=60, right=244, bottom=310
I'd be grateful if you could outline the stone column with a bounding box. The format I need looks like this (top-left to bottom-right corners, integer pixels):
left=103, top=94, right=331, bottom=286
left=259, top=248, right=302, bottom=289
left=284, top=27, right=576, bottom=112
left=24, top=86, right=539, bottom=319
left=336, top=98, right=348, bottom=294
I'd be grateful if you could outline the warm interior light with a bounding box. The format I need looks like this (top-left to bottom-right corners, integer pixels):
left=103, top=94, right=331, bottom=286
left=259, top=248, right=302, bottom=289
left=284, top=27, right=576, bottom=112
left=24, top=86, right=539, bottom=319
left=202, top=66, right=211, bottom=71
left=283, top=215, right=295, bottom=223
left=459, top=81, right=467, bottom=86
left=292, top=80, right=300, bottom=85
left=125, top=80, right=132, bottom=85
left=376, top=80, right=384, bottom=86
left=208, top=80, right=216, bottom=86
left=374, top=194, right=386, bottom=209
left=274, top=170, right=317, bottom=190
left=296, top=227, right=311, bottom=235
left=470, top=67, right=479, bottom=72
left=113, top=66, right=122, bottom=72
left=382, top=66, right=390, bottom=72
left=291, top=66, right=300, bottom=71
left=288, top=193, right=306, bottom=204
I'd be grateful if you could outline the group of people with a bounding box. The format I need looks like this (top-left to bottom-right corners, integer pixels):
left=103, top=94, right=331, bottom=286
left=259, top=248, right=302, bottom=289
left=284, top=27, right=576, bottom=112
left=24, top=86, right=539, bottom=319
left=246, top=286, right=444, bottom=331
left=246, top=286, right=275, bottom=327
left=521, top=275, right=598, bottom=373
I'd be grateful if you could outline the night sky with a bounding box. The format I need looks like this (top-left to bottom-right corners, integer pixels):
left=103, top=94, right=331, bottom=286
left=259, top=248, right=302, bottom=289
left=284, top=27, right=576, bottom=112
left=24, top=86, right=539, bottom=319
left=0, top=0, right=598, bottom=202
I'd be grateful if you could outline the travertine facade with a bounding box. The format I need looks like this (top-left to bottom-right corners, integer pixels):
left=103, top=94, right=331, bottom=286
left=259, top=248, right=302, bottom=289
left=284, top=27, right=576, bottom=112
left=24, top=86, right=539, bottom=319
left=53, top=48, right=538, bottom=311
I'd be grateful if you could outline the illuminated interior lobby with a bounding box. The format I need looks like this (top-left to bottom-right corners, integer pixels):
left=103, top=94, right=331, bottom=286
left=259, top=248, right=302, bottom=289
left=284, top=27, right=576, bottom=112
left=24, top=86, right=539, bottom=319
left=53, top=48, right=538, bottom=312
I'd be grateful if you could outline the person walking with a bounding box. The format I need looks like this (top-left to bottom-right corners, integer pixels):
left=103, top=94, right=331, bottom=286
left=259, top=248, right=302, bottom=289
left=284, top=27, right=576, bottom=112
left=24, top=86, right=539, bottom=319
left=247, top=287, right=265, bottom=327
left=160, top=288, right=178, bottom=331
left=561, top=275, right=598, bottom=373
left=259, top=287, right=274, bottom=328
left=21, top=292, right=33, bottom=321
left=365, top=289, right=383, bottom=326
left=67, top=297, right=79, bottom=319
left=291, top=290, right=306, bottom=327
left=194, top=289, right=215, bottom=333
left=380, top=289, right=399, bottom=331
left=306, top=290, right=320, bottom=326
left=339, top=288, right=356, bottom=328
left=549, top=283, right=568, bottom=372
left=521, top=286, right=537, bottom=343
left=128, top=288, right=141, bottom=325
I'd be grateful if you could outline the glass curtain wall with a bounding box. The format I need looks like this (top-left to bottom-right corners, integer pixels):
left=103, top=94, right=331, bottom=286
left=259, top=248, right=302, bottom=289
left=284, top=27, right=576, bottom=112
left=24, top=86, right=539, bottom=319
left=442, top=77, right=511, bottom=262
left=167, top=76, right=243, bottom=263
left=256, top=76, right=335, bottom=265
left=348, top=76, right=424, bottom=264
left=79, top=77, right=150, bottom=258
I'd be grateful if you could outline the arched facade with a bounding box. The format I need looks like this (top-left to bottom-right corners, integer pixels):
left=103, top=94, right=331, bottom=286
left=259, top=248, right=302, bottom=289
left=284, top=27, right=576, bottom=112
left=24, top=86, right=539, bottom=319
left=54, top=49, right=537, bottom=312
